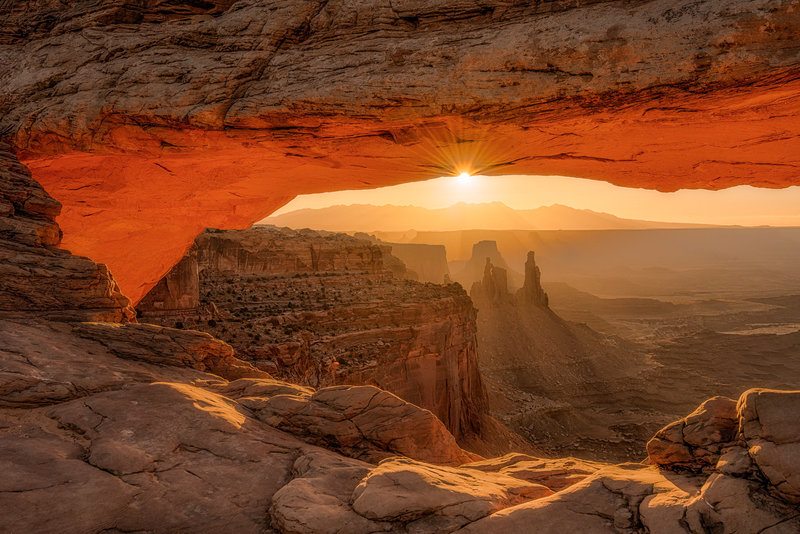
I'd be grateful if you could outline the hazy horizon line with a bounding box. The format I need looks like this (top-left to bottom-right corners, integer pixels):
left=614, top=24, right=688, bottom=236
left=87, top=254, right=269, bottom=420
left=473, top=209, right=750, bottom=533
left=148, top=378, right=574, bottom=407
left=262, top=201, right=800, bottom=229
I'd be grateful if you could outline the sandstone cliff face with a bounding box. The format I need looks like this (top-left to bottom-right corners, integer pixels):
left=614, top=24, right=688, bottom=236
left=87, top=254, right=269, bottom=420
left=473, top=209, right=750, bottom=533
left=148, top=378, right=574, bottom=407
left=382, top=242, right=450, bottom=284
left=517, top=251, right=549, bottom=307
left=139, top=226, right=489, bottom=441
left=197, top=227, right=386, bottom=274
left=137, top=244, right=200, bottom=314
left=2, top=147, right=800, bottom=532
left=0, top=142, right=134, bottom=322
left=1, top=0, right=798, bottom=300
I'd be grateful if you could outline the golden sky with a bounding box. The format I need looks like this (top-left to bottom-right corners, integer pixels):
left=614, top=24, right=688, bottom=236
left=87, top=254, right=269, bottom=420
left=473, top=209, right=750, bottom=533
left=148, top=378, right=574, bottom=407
left=271, top=174, right=800, bottom=226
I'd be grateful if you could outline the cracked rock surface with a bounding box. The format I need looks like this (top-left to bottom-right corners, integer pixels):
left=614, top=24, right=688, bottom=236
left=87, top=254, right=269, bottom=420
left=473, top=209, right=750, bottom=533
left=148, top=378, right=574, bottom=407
left=3, top=314, right=800, bottom=533
left=739, top=388, right=800, bottom=504
left=647, top=395, right=738, bottom=472
left=1, top=0, right=798, bottom=300
left=2, top=58, right=800, bottom=532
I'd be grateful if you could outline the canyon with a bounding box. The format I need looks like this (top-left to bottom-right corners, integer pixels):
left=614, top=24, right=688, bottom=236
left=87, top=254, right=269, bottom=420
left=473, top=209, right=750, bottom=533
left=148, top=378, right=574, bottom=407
left=2, top=0, right=800, bottom=532
left=468, top=252, right=656, bottom=461
left=137, top=225, right=702, bottom=463
left=447, top=235, right=800, bottom=463
left=2, top=0, right=799, bottom=301
left=137, top=226, right=506, bottom=452
left=3, top=144, right=800, bottom=532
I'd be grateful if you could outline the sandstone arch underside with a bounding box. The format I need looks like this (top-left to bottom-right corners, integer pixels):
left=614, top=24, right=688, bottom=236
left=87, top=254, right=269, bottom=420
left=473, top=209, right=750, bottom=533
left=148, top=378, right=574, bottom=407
left=2, top=0, right=799, bottom=302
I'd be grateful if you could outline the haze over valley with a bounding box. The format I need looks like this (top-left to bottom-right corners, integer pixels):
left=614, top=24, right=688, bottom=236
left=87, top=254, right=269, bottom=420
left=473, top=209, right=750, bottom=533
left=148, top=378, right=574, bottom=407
left=264, top=201, right=727, bottom=233
left=5, top=3, right=800, bottom=531
left=256, top=195, right=800, bottom=462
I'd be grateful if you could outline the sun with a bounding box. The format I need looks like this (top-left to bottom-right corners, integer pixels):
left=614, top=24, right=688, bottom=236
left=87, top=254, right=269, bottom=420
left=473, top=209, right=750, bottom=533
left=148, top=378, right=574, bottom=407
left=457, top=171, right=472, bottom=185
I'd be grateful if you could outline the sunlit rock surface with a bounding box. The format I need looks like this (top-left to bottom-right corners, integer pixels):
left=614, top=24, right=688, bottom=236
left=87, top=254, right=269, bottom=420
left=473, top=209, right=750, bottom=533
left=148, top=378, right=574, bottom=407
left=738, top=388, right=800, bottom=503
left=222, top=379, right=478, bottom=466
left=3, top=320, right=800, bottom=534
left=2, top=4, right=800, bottom=531
left=138, top=226, right=493, bottom=447
left=1, top=150, right=800, bottom=531
left=1, top=0, right=799, bottom=300
left=647, top=396, right=739, bottom=472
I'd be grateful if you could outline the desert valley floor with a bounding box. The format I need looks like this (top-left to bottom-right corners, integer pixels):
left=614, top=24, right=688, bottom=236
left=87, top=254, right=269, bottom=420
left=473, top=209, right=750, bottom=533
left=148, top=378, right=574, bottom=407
left=2, top=0, right=800, bottom=532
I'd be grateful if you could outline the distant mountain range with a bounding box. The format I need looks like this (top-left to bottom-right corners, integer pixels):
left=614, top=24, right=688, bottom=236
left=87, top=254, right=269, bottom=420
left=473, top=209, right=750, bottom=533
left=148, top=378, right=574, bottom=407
left=261, top=202, right=726, bottom=232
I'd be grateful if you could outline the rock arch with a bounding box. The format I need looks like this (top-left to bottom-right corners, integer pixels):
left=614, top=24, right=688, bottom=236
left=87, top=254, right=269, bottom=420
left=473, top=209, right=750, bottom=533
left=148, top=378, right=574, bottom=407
left=2, top=0, right=799, bottom=301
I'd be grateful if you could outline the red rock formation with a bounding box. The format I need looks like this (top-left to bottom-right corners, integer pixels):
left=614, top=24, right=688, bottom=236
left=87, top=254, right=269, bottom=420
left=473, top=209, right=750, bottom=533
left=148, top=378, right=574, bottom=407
left=738, top=388, right=800, bottom=503
left=2, top=140, right=800, bottom=534
left=71, top=321, right=266, bottom=381
left=3, top=3, right=800, bottom=530
left=517, top=251, right=549, bottom=308
left=138, top=226, right=490, bottom=441
left=470, top=257, right=511, bottom=305
left=136, top=244, right=200, bottom=314
left=4, top=310, right=800, bottom=533
left=221, top=380, right=478, bottom=466
left=1, top=0, right=798, bottom=300
left=0, top=142, right=135, bottom=322
left=646, top=396, right=739, bottom=472
left=0, top=318, right=483, bottom=533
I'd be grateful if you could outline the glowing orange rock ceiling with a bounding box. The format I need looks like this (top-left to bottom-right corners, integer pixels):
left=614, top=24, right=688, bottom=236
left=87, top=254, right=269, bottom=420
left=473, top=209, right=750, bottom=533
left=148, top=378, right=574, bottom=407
left=2, top=0, right=799, bottom=302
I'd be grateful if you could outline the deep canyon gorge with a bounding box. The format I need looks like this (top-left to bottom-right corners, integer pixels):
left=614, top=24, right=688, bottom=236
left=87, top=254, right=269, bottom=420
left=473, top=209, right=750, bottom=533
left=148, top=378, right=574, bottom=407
left=2, top=0, right=800, bottom=532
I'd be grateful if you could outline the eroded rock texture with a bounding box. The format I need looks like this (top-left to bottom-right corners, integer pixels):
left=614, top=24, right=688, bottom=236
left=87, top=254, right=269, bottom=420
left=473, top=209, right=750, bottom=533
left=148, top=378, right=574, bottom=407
left=0, top=142, right=134, bottom=322
left=138, top=226, right=490, bottom=444
left=1, top=0, right=798, bottom=299
left=738, top=388, right=800, bottom=503
left=1, top=151, right=799, bottom=532
left=3, top=3, right=800, bottom=531
left=4, top=319, right=800, bottom=534
left=647, top=396, right=739, bottom=472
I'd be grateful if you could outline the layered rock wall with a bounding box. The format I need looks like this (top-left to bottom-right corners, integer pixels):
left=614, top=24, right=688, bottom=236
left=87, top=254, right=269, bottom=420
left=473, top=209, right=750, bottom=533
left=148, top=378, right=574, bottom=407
left=1, top=0, right=798, bottom=300
left=2, top=2, right=800, bottom=530
left=1, top=137, right=800, bottom=534
left=0, top=142, right=135, bottom=322
left=197, top=227, right=386, bottom=274
left=382, top=242, right=450, bottom=284
left=139, top=226, right=489, bottom=440
left=136, top=245, right=200, bottom=314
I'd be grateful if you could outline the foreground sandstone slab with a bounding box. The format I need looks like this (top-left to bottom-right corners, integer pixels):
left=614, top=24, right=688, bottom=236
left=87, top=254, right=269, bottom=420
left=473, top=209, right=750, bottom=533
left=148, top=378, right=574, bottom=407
left=72, top=321, right=267, bottom=381
left=351, top=457, right=553, bottom=531
left=647, top=396, right=738, bottom=472
left=2, top=318, right=800, bottom=533
left=224, top=379, right=477, bottom=465
left=738, top=388, right=800, bottom=503
left=461, top=453, right=605, bottom=492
